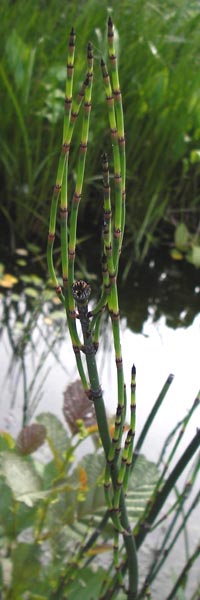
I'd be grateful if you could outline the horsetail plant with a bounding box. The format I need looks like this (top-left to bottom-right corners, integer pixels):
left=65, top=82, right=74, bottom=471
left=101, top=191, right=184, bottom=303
left=47, top=18, right=139, bottom=599
left=47, top=18, right=200, bottom=600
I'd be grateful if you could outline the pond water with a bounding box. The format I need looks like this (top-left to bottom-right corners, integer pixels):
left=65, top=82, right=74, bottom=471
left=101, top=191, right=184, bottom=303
left=0, top=249, right=200, bottom=598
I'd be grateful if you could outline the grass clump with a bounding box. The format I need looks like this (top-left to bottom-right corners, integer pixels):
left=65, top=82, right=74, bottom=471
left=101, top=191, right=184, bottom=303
left=0, top=0, right=200, bottom=258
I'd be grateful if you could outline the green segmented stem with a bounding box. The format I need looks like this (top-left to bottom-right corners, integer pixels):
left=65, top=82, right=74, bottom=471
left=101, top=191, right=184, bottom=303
left=60, top=162, right=68, bottom=291
left=48, top=24, right=139, bottom=598
left=113, top=426, right=135, bottom=515
left=47, top=151, right=66, bottom=297
left=63, top=27, right=76, bottom=143
left=134, top=429, right=200, bottom=549
left=47, top=37, right=87, bottom=299
left=101, top=59, right=120, bottom=171
left=101, top=155, right=125, bottom=456
left=157, top=393, right=199, bottom=470
left=142, top=467, right=200, bottom=594
left=72, top=280, right=138, bottom=595
left=72, top=280, right=111, bottom=455
left=101, top=59, right=122, bottom=252
left=102, top=155, right=116, bottom=311
left=124, top=365, right=136, bottom=494
left=68, top=45, right=93, bottom=312
left=133, top=373, right=174, bottom=463
left=160, top=393, right=199, bottom=479
left=107, top=16, right=126, bottom=194
left=148, top=390, right=199, bottom=507
left=113, top=530, right=124, bottom=589
left=152, top=490, right=199, bottom=584
left=165, top=543, right=200, bottom=600
left=91, top=311, right=101, bottom=350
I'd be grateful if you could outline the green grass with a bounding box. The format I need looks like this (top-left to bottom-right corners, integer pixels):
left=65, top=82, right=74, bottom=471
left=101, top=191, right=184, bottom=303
left=0, top=0, right=200, bottom=258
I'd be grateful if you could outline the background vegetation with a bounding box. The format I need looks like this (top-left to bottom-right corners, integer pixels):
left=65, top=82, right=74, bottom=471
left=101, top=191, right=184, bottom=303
left=0, top=0, right=200, bottom=262
left=0, top=5, right=200, bottom=597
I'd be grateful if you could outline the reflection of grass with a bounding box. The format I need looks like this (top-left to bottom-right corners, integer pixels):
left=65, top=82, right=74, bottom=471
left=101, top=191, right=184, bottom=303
left=1, top=0, right=200, bottom=257
left=0, top=263, right=67, bottom=427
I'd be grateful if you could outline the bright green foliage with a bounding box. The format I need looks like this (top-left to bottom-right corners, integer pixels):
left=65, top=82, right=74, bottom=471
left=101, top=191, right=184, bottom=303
left=171, top=222, right=200, bottom=267
left=0, top=418, right=158, bottom=598
left=0, top=0, right=200, bottom=260
left=1, top=6, right=200, bottom=599
left=0, top=398, right=199, bottom=598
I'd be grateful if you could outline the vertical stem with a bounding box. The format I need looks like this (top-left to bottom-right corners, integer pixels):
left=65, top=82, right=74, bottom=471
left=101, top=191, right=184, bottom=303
left=72, top=280, right=138, bottom=597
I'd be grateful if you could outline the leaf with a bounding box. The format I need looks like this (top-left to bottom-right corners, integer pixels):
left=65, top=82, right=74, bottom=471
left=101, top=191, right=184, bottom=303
left=76, top=452, right=105, bottom=520
left=27, top=242, right=41, bottom=254
left=11, top=543, right=41, bottom=596
left=76, top=452, right=159, bottom=524
left=36, top=413, right=70, bottom=458
left=170, top=248, right=184, bottom=261
left=187, top=245, right=200, bottom=268
left=24, top=287, right=38, bottom=298
left=0, top=477, right=14, bottom=535
left=0, top=431, right=15, bottom=451
left=16, top=424, right=46, bottom=455
left=0, top=273, right=18, bottom=288
left=67, top=566, right=106, bottom=600
left=0, top=452, right=42, bottom=506
left=17, top=259, right=27, bottom=266
left=190, top=149, right=200, bottom=164
left=174, top=223, right=189, bottom=251
left=48, top=309, right=66, bottom=321
left=125, top=454, right=159, bottom=520
left=63, top=380, right=96, bottom=434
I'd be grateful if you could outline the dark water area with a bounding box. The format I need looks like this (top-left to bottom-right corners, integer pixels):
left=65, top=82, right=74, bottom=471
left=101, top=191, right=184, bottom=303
left=1, top=235, right=200, bottom=334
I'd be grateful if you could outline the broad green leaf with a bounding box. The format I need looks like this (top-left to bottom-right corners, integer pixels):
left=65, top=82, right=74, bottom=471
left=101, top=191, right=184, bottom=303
left=190, top=149, right=200, bottom=164
left=1, top=452, right=42, bottom=506
left=125, top=454, right=159, bottom=520
left=27, top=242, right=41, bottom=254
left=11, top=542, right=41, bottom=597
left=76, top=452, right=159, bottom=524
left=187, top=245, right=200, bottom=268
left=174, top=223, right=189, bottom=251
left=170, top=248, right=183, bottom=261
left=36, top=413, right=70, bottom=459
left=0, top=431, right=15, bottom=451
left=0, top=477, right=14, bottom=536
left=48, top=309, right=66, bottom=321
left=24, top=287, right=38, bottom=298
left=0, top=481, right=38, bottom=538
left=16, top=259, right=27, bottom=266
left=67, top=566, right=107, bottom=600
left=76, top=452, right=105, bottom=519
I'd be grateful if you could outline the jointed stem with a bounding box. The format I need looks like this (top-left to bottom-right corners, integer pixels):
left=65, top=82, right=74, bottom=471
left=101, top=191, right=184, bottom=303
left=47, top=21, right=139, bottom=599
left=72, top=280, right=138, bottom=597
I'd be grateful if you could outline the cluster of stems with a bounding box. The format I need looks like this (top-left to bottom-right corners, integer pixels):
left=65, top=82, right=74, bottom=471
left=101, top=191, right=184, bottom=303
left=47, top=17, right=138, bottom=599
left=47, top=18, right=200, bottom=600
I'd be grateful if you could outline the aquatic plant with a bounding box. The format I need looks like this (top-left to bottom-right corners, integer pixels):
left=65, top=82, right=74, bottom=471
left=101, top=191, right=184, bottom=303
left=0, top=16, right=199, bottom=600
left=46, top=19, right=200, bottom=598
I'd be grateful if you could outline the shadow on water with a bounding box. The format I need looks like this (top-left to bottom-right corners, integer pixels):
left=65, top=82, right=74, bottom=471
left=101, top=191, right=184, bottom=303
left=118, top=249, right=200, bottom=332
left=0, top=241, right=200, bottom=334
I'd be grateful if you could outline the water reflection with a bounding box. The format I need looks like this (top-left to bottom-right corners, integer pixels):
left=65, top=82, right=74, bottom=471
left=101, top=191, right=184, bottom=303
left=0, top=258, right=199, bottom=599
left=118, top=251, right=200, bottom=332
